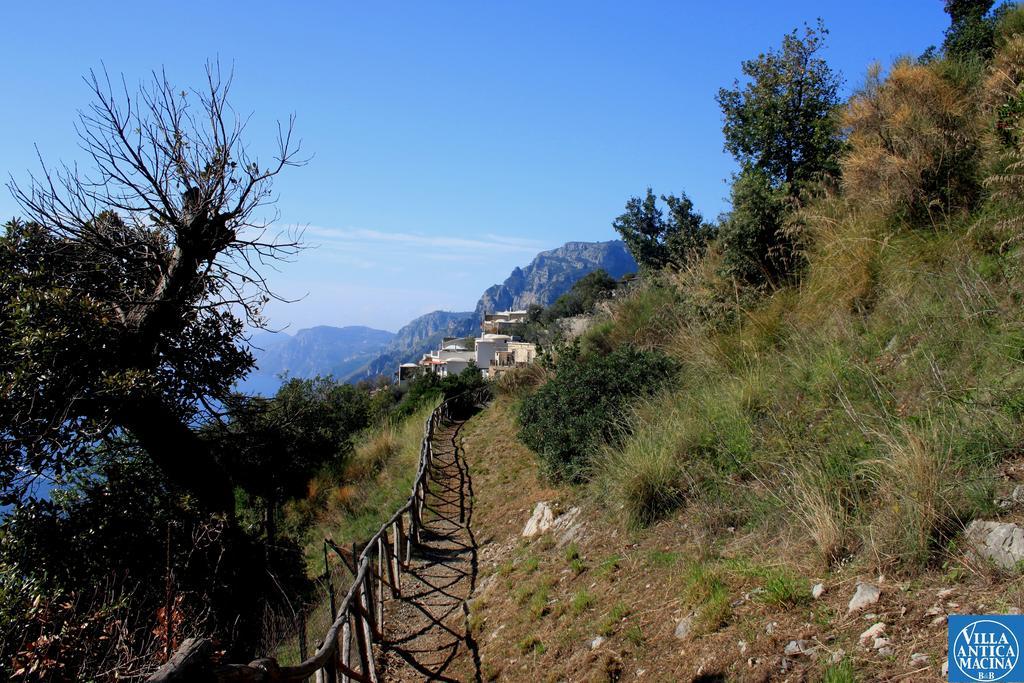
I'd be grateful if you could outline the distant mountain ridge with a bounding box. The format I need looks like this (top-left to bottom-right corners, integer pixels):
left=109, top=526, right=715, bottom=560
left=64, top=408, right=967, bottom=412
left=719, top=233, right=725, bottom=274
left=237, top=240, right=638, bottom=392
left=472, top=240, right=636, bottom=321
left=238, top=325, right=395, bottom=395
left=345, top=240, right=637, bottom=382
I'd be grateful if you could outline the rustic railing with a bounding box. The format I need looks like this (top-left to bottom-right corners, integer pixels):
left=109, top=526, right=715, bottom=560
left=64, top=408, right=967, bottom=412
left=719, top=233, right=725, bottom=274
left=148, top=386, right=491, bottom=683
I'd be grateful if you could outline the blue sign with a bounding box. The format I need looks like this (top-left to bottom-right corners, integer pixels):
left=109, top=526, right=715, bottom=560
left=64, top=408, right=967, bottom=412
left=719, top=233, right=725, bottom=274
left=949, top=616, right=1024, bottom=682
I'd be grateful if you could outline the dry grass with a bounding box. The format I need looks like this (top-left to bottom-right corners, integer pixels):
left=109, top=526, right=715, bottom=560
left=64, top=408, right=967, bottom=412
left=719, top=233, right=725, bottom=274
left=494, top=363, right=550, bottom=398
left=864, top=424, right=969, bottom=570
left=786, top=460, right=852, bottom=566
left=842, top=59, right=981, bottom=222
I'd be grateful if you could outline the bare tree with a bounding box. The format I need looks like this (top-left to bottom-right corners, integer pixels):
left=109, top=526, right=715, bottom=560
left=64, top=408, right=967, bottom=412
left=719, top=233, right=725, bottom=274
left=2, top=62, right=304, bottom=510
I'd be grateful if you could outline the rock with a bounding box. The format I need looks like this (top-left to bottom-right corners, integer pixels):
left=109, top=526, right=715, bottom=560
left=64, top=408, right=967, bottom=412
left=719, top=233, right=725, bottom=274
left=925, top=605, right=943, bottom=616
left=784, top=640, right=816, bottom=657
left=765, top=621, right=778, bottom=635
left=553, top=507, right=584, bottom=547
left=1007, top=607, right=1022, bottom=615
left=590, top=636, right=605, bottom=650
left=848, top=582, right=881, bottom=613
left=878, top=646, right=894, bottom=657
left=674, top=615, right=694, bottom=640
left=738, top=640, right=748, bottom=655
left=932, top=615, right=947, bottom=626
left=859, top=623, right=886, bottom=647
left=942, top=660, right=949, bottom=676
left=910, top=652, right=930, bottom=666
left=964, top=520, right=1024, bottom=570
left=937, top=588, right=955, bottom=598
left=812, top=582, right=825, bottom=599
left=522, top=502, right=555, bottom=537
left=873, top=637, right=891, bottom=650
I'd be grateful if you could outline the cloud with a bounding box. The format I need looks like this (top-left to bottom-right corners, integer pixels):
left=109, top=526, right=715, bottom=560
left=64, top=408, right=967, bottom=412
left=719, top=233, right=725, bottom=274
left=300, top=225, right=544, bottom=255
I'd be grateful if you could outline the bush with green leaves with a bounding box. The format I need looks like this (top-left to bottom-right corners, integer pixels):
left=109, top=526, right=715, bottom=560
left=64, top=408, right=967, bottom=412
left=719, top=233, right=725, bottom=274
left=395, top=365, right=487, bottom=418
left=612, top=189, right=714, bottom=271
left=517, top=345, right=678, bottom=482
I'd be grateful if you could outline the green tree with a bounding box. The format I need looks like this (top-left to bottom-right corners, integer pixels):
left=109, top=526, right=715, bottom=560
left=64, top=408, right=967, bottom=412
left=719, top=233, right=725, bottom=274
left=716, top=168, right=791, bottom=285
left=0, top=64, right=302, bottom=511
left=613, top=188, right=712, bottom=270
left=715, top=20, right=841, bottom=286
left=716, top=20, right=842, bottom=192
left=943, top=0, right=998, bottom=60
left=212, top=377, right=374, bottom=541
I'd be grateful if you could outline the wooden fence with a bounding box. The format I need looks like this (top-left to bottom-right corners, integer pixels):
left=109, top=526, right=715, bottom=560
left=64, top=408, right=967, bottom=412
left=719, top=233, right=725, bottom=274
left=148, top=386, right=491, bottom=683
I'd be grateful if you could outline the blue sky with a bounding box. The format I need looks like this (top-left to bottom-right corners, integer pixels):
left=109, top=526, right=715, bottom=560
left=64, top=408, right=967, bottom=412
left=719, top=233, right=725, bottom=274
left=1, top=2, right=949, bottom=332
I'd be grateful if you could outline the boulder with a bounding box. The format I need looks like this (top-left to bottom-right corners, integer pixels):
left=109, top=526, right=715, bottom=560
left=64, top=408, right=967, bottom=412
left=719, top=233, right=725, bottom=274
left=522, top=502, right=555, bottom=537
left=963, top=520, right=1024, bottom=570
left=848, top=582, right=881, bottom=613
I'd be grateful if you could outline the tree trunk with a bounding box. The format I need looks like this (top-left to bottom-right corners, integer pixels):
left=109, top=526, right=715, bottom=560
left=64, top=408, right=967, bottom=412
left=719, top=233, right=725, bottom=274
left=120, top=397, right=235, bottom=513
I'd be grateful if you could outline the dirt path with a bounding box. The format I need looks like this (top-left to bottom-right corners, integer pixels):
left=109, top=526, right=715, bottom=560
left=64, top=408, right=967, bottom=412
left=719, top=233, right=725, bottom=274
left=379, top=418, right=480, bottom=682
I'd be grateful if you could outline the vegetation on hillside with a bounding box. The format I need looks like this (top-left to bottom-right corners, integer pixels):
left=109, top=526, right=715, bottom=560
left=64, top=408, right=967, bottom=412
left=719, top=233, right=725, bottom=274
left=488, top=3, right=1024, bottom=678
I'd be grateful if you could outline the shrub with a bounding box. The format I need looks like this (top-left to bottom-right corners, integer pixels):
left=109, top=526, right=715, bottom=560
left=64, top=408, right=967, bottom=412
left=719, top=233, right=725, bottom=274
left=842, top=59, right=982, bottom=224
left=518, top=345, right=679, bottom=482
left=865, top=424, right=987, bottom=569
left=717, top=166, right=795, bottom=287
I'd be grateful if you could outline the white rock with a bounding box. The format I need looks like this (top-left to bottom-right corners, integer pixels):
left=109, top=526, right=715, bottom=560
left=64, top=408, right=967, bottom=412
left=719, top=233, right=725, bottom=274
left=765, top=621, right=778, bottom=635
left=878, top=646, right=894, bottom=657
left=674, top=615, right=694, bottom=640
left=932, top=615, right=947, bottom=626
left=873, top=637, right=891, bottom=650
left=937, top=588, right=955, bottom=598
left=522, top=502, right=555, bottom=537
left=910, top=652, right=930, bottom=666
left=738, top=640, right=748, bottom=655
left=784, top=640, right=816, bottom=657
left=964, top=520, right=1024, bottom=570
left=859, top=622, right=886, bottom=647
left=925, top=605, right=943, bottom=616
left=848, top=582, right=881, bottom=613
left=942, top=660, right=949, bottom=676
left=590, top=636, right=605, bottom=650
left=553, top=506, right=584, bottom=547
left=812, top=583, right=825, bottom=599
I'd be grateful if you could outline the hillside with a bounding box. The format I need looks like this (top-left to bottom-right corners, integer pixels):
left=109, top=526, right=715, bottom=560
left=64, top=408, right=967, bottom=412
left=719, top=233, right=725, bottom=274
left=350, top=240, right=638, bottom=381
left=238, top=325, right=395, bottom=394
left=472, top=240, right=637, bottom=321
left=348, top=310, right=476, bottom=382
left=442, top=13, right=1024, bottom=681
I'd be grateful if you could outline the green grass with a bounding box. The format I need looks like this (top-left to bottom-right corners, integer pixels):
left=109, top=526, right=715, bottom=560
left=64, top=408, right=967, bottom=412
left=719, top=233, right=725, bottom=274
left=822, top=658, right=858, bottom=683
left=598, top=602, right=630, bottom=636
left=647, top=549, right=680, bottom=567
left=595, top=554, right=622, bottom=579
left=570, top=589, right=596, bottom=615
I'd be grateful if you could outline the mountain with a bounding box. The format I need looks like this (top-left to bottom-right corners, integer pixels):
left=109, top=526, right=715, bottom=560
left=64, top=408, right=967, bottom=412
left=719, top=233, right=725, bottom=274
left=347, top=310, right=476, bottom=382
left=238, top=325, right=395, bottom=395
left=472, top=240, right=636, bottom=321
left=346, top=240, right=637, bottom=381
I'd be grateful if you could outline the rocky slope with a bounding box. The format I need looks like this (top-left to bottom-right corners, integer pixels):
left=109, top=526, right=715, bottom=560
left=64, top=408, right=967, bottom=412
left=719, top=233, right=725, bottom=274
left=347, top=240, right=637, bottom=381
left=348, top=311, right=476, bottom=383
left=472, top=240, right=636, bottom=321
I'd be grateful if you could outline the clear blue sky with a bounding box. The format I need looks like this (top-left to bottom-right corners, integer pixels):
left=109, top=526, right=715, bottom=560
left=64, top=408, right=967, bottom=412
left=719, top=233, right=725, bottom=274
left=1, top=1, right=949, bottom=332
